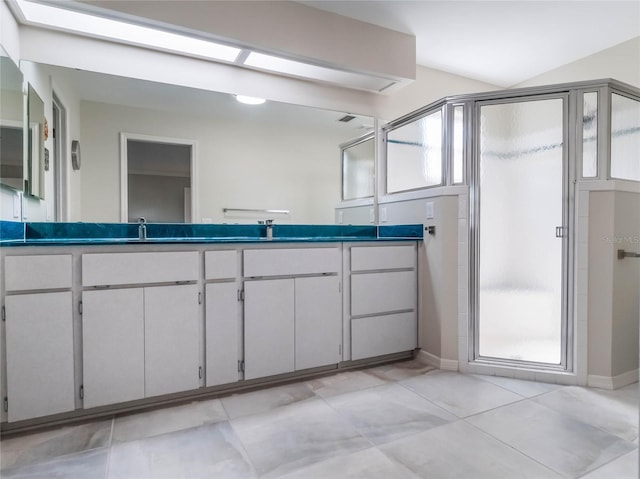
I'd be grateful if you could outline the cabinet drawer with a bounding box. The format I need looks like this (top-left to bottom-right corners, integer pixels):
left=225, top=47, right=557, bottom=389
left=351, top=245, right=416, bottom=272
left=5, top=255, right=72, bottom=291
left=351, top=270, right=416, bottom=316
left=205, top=250, right=237, bottom=280
left=351, top=312, right=417, bottom=360
left=83, top=252, right=198, bottom=286
left=244, top=248, right=339, bottom=277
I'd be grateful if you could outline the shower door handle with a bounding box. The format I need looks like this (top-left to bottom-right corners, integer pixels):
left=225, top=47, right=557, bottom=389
left=555, top=226, right=565, bottom=238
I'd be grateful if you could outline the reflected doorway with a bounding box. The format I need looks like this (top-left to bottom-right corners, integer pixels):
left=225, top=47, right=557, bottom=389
left=120, top=134, right=196, bottom=223
left=52, top=93, right=67, bottom=221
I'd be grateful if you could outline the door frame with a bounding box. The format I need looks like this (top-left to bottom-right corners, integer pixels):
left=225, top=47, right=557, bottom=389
left=52, top=92, right=67, bottom=221
left=119, top=132, right=198, bottom=223
left=469, top=92, right=575, bottom=372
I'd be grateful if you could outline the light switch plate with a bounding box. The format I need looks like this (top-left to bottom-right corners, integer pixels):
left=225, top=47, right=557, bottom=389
left=12, top=193, right=21, bottom=218
left=380, top=207, right=387, bottom=222
left=426, top=201, right=434, bottom=219
left=337, top=211, right=344, bottom=224
left=369, top=208, right=375, bottom=223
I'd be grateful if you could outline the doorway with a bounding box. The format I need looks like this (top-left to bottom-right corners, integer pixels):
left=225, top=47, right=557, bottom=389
left=52, top=93, right=66, bottom=221
left=120, top=133, right=197, bottom=223
left=472, top=95, right=572, bottom=369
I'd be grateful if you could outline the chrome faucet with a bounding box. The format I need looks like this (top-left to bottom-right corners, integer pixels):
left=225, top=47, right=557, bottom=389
left=138, top=217, right=147, bottom=241
left=265, top=219, right=274, bottom=240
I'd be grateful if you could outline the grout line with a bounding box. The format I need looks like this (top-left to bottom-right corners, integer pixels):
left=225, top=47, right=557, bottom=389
left=103, top=417, right=115, bottom=479
left=461, top=415, right=566, bottom=478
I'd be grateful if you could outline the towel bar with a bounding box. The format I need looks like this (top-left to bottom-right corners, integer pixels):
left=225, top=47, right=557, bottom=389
left=617, top=249, right=640, bottom=259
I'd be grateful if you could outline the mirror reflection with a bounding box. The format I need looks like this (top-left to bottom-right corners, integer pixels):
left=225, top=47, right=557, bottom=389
left=27, top=84, right=45, bottom=199
left=342, top=134, right=375, bottom=200
left=25, top=61, right=373, bottom=224
left=0, top=51, right=25, bottom=192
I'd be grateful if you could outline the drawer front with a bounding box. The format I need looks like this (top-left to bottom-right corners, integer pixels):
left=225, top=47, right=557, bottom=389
left=351, top=270, right=416, bottom=316
left=205, top=250, right=237, bottom=280
left=243, top=247, right=339, bottom=277
left=350, top=245, right=416, bottom=272
left=351, top=312, right=417, bottom=360
left=83, top=251, right=199, bottom=286
left=5, top=255, right=72, bottom=291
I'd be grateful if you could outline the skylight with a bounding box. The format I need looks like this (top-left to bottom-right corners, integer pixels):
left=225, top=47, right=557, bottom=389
left=14, top=0, right=241, bottom=63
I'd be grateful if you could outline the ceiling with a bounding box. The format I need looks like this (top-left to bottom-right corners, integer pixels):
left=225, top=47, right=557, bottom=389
left=300, top=0, right=640, bottom=87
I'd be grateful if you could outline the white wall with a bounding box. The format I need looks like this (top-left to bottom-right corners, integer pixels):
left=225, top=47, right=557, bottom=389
left=80, top=100, right=352, bottom=224
left=517, top=37, right=640, bottom=89
left=380, top=65, right=499, bottom=120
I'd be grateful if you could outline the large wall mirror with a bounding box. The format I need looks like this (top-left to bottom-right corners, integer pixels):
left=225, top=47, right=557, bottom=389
left=27, top=84, right=45, bottom=199
left=0, top=49, right=25, bottom=192
left=25, top=61, right=373, bottom=224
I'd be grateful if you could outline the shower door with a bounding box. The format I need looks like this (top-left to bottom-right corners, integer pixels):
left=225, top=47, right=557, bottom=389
left=473, top=95, right=570, bottom=368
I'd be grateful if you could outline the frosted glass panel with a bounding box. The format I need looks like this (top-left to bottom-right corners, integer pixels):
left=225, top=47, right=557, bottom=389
left=611, top=93, right=640, bottom=181
left=478, top=98, right=564, bottom=365
left=386, top=109, right=442, bottom=193
left=582, top=92, right=598, bottom=178
left=453, top=106, right=464, bottom=184
left=342, top=137, right=374, bottom=200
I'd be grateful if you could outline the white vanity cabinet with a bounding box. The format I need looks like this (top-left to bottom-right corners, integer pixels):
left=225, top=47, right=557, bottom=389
left=347, top=244, right=418, bottom=360
left=3, top=255, right=75, bottom=422
left=244, top=278, right=295, bottom=379
left=82, top=288, right=145, bottom=408
left=242, top=247, right=342, bottom=380
left=205, top=250, right=241, bottom=386
left=295, top=275, right=342, bottom=370
left=81, top=252, right=200, bottom=408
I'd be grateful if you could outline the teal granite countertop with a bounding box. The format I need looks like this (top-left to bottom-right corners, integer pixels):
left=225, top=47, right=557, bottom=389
left=0, top=221, right=423, bottom=246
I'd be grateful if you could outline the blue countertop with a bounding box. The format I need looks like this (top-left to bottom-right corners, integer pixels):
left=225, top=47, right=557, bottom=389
left=0, top=221, right=423, bottom=246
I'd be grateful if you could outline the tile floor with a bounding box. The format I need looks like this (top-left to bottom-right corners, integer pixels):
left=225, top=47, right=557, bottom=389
left=0, top=360, right=637, bottom=478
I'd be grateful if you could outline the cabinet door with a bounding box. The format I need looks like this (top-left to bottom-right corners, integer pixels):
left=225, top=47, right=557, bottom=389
left=295, top=276, right=341, bottom=370
left=144, top=284, right=200, bottom=397
left=83, top=289, right=145, bottom=409
left=206, top=282, right=239, bottom=386
left=5, top=292, right=75, bottom=422
left=244, top=279, right=294, bottom=380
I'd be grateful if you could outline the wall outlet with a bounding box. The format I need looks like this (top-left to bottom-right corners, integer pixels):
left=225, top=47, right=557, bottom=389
left=337, top=211, right=344, bottom=224
left=380, top=207, right=387, bottom=222
left=201, top=217, right=213, bottom=224
left=426, top=201, right=434, bottom=219
left=369, top=208, right=375, bottom=223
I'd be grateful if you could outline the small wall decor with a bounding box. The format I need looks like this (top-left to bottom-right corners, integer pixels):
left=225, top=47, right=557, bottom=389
left=71, top=140, right=81, bottom=170
left=44, top=118, right=49, bottom=140
left=44, top=148, right=50, bottom=171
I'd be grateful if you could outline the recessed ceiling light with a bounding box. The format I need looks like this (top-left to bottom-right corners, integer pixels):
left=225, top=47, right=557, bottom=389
left=235, top=95, right=266, bottom=105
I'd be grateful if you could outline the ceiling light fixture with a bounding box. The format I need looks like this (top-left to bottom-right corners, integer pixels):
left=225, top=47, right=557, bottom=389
left=13, top=0, right=241, bottom=63
left=235, top=95, right=266, bottom=105
left=244, top=52, right=396, bottom=92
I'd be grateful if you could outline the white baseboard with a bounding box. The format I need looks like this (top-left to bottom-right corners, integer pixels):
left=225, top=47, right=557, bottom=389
left=588, top=369, right=639, bottom=390
left=416, top=350, right=459, bottom=371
